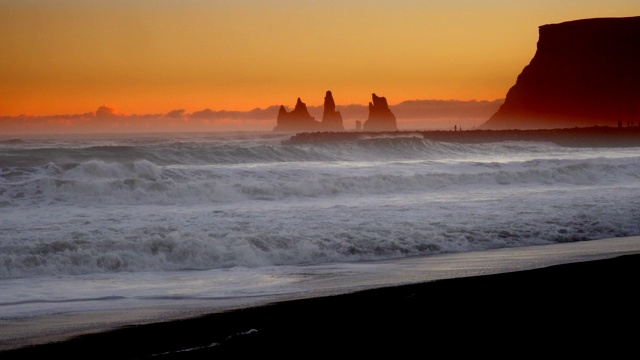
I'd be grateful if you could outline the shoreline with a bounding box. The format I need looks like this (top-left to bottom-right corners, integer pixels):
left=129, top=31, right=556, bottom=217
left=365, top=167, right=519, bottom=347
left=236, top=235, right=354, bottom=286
left=2, top=251, right=638, bottom=358
left=285, top=126, right=640, bottom=147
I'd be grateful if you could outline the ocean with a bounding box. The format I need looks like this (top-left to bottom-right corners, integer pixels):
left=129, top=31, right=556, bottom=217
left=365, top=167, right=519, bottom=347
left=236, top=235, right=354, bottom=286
left=2, top=131, right=640, bottom=347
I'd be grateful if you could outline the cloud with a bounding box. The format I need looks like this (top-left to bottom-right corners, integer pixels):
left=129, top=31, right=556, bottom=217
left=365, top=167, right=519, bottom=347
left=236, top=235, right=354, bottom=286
left=95, top=105, right=119, bottom=118
left=188, top=107, right=279, bottom=121
left=165, top=109, right=185, bottom=118
left=189, top=108, right=218, bottom=120
left=0, top=99, right=504, bottom=134
left=165, top=109, right=186, bottom=118
left=392, top=99, right=504, bottom=119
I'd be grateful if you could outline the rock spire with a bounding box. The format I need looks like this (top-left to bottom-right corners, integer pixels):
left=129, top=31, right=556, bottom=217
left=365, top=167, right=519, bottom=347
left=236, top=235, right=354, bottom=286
left=321, top=91, right=344, bottom=131
left=273, top=97, right=320, bottom=132
left=363, top=93, right=397, bottom=131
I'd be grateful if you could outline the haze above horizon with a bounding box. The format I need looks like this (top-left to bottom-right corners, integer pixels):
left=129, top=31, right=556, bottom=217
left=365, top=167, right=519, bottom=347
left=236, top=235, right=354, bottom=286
left=1, top=1, right=638, bottom=130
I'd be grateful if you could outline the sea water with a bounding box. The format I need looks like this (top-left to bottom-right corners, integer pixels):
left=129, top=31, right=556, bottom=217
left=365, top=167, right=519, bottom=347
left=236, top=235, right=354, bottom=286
left=2, top=131, right=640, bottom=346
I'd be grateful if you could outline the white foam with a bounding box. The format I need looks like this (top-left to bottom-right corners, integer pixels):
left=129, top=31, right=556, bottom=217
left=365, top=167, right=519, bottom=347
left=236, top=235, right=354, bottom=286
left=3, top=152, right=640, bottom=206
left=1, top=179, right=638, bottom=279
left=1, top=133, right=639, bottom=280
left=3, top=236, right=640, bottom=350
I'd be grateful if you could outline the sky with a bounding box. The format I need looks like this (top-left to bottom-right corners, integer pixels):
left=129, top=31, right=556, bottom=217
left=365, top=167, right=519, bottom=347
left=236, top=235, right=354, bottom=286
left=0, top=0, right=638, bottom=127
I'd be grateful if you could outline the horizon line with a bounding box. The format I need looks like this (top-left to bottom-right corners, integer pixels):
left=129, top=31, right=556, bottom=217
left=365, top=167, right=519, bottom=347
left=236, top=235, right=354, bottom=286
left=1, top=98, right=505, bottom=118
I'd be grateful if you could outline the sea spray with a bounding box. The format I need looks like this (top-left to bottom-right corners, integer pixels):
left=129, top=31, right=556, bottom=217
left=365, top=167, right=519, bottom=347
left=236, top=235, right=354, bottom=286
left=2, top=154, right=639, bottom=206
left=1, top=132, right=640, bottom=279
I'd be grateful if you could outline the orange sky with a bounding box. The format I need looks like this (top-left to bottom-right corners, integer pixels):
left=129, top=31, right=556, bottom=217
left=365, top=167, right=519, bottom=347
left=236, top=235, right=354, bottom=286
left=1, top=1, right=638, bottom=118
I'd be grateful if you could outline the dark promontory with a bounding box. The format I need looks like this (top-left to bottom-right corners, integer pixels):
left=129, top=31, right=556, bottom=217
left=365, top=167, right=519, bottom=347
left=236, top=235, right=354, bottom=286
left=363, top=93, right=397, bottom=131
left=480, top=16, right=640, bottom=130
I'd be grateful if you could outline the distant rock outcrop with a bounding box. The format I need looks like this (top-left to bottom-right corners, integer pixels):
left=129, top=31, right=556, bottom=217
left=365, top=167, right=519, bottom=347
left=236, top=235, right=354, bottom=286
left=363, top=93, right=397, bottom=131
left=480, top=16, right=640, bottom=130
left=273, top=98, right=321, bottom=132
left=320, top=91, right=344, bottom=131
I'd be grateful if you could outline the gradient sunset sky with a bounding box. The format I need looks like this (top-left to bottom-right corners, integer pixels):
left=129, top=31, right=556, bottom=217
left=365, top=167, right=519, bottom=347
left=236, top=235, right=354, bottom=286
left=1, top=0, right=638, bottom=118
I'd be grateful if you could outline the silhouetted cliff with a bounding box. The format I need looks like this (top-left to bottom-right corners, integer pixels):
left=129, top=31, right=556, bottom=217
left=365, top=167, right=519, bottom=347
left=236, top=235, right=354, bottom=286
left=481, top=16, right=640, bottom=130
left=273, top=98, right=320, bottom=132
left=320, top=91, right=344, bottom=131
left=363, top=93, right=397, bottom=131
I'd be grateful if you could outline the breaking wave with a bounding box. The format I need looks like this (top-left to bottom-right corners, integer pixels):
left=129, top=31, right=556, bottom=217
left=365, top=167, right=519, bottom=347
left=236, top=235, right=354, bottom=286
left=2, top=133, right=640, bottom=279
left=1, top=155, right=639, bottom=206
left=2, top=135, right=640, bottom=206
left=0, top=136, right=562, bottom=167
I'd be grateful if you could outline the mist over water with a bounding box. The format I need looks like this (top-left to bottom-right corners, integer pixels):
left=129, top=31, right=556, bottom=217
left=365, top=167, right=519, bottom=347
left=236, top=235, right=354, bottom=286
left=2, top=131, right=640, bottom=280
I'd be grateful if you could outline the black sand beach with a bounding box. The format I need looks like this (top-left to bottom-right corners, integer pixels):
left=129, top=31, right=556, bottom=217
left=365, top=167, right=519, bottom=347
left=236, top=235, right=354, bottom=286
left=2, top=253, right=638, bottom=359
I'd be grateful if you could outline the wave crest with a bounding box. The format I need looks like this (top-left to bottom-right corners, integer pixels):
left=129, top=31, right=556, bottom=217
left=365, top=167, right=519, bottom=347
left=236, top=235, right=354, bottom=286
left=2, top=155, right=639, bottom=206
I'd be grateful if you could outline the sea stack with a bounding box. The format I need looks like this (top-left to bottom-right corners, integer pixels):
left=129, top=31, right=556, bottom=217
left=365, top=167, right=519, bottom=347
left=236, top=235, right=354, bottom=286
left=273, top=97, right=321, bottom=132
left=480, top=16, right=640, bottom=129
left=320, top=91, right=344, bottom=131
left=363, top=93, right=397, bottom=131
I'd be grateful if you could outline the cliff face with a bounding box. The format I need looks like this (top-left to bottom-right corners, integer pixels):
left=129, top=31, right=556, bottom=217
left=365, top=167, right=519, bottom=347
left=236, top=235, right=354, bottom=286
left=363, top=93, right=397, bottom=131
left=273, top=98, right=320, bottom=132
left=480, top=16, right=640, bottom=129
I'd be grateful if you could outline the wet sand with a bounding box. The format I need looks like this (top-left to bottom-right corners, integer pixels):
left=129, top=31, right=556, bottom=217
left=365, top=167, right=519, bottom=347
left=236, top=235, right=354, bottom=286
left=2, top=252, right=638, bottom=359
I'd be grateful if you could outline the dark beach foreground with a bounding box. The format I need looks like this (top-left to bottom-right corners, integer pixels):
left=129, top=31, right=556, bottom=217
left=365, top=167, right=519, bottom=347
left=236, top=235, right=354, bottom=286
left=2, top=254, right=639, bottom=359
